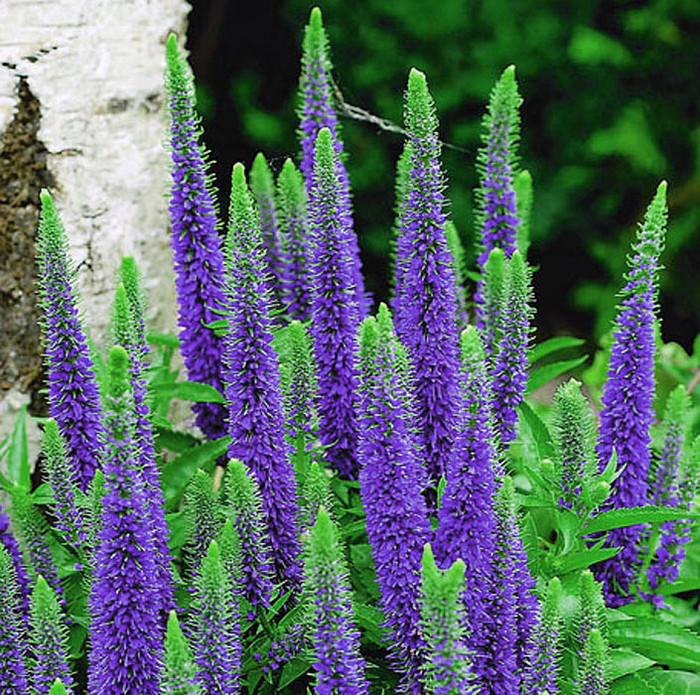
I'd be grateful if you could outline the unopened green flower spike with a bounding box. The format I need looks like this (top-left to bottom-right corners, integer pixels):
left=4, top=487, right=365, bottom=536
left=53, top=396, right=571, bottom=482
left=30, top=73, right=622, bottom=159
left=575, top=570, right=608, bottom=648
left=162, top=610, right=201, bottom=695
left=420, top=544, right=472, bottom=694
left=575, top=628, right=610, bottom=695
left=514, top=169, right=533, bottom=256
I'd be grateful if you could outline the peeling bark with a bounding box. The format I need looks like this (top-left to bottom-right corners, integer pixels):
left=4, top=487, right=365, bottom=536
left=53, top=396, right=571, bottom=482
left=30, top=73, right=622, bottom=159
left=0, top=0, right=191, bottom=457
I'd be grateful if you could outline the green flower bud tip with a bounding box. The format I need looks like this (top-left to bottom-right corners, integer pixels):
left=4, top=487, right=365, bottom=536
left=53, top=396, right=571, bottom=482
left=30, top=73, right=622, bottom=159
left=106, top=345, right=130, bottom=399
left=304, top=6, right=326, bottom=54
left=310, top=506, right=335, bottom=555
left=49, top=680, right=69, bottom=695
left=250, top=153, right=275, bottom=198
left=358, top=316, right=379, bottom=364
left=314, top=127, right=335, bottom=168
left=664, top=384, right=690, bottom=426
left=460, top=325, right=486, bottom=362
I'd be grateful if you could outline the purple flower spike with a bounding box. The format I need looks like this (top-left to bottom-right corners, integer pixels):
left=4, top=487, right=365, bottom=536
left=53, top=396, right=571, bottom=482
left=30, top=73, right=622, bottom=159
left=223, top=163, right=302, bottom=589
left=394, top=68, right=461, bottom=501
left=165, top=34, right=228, bottom=442
left=88, top=347, right=163, bottom=695
left=593, top=182, right=667, bottom=607
left=37, top=190, right=105, bottom=492
left=0, top=503, right=31, bottom=619
left=492, top=477, right=540, bottom=692
left=474, top=65, right=522, bottom=325
left=112, top=280, right=175, bottom=619
left=357, top=307, right=430, bottom=693
left=305, top=507, right=370, bottom=695
left=434, top=326, right=498, bottom=692
left=308, top=127, right=361, bottom=479
left=297, top=7, right=369, bottom=316
left=0, top=547, right=30, bottom=695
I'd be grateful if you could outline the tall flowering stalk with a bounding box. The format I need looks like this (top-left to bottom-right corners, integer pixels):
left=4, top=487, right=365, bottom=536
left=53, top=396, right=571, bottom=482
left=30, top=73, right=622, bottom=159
left=490, top=250, right=533, bottom=444
left=308, top=127, right=361, bottom=479
left=223, top=162, right=302, bottom=588
left=553, top=380, right=597, bottom=513
left=250, top=152, right=284, bottom=303
left=37, top=190, right=105, bottom=492
left=434, top=326, right=498, bottom=692
left=474, top=65, right=522, bottom=324
left=0, top=546, right=30, bottom=695
left=0, top=502, right=31, bottom=617
left=162, top=611, right=201, bottom=695
left=42, top=420, right=84, bottom=550
left=190, top=540, right=241, bottom=695
left=644, top=386, right=691, bottom=605
left=575, top=629, right=609, bottom=695
left=223, top=460, right=275, bottom=615
left=88, top=346, right=163, bottom=695
left=112, top=282, right=174, bottom=615
left=304, top=507, right=370, bottom=695
left=29, top=575, right=74, bottom=694
left=492, top=477, right=540, bottom=689
left=297, top=7, right=368, bottom=315
left=357, top=310, right=430, bottom=693
left=183, top=470, right=222, bottom=574
left=593, top=182, right=667, bottom=606
left=164, top=34, right=228, bottom=441
left=393, top=68, right=461, bottom=496
left=277, top=159, right=313, bottom=320
left=420, top=545, right=473, bottom=695
left=522, top=577, right=563, bottom=695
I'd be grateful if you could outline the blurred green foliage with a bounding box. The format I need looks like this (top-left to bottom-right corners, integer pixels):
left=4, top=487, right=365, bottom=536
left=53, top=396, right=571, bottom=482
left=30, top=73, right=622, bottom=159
left=201, top=0, right=700, bottom=345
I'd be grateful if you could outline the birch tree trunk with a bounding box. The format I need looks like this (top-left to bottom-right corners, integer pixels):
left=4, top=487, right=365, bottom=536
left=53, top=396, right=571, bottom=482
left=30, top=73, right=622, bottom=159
left=0, top=0, right=190, bottom=462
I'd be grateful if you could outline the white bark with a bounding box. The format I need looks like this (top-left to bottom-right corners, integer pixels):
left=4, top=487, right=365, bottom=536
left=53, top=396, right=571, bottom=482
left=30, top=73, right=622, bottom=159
left=0, top=0, right=191, bottom=461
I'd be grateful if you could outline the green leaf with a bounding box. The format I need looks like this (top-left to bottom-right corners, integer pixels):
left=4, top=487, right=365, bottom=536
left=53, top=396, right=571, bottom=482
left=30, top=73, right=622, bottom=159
left=557, top=546, right=621, bottom=574
left=526, top=356, right=588, bottom=394
left=160, top=436, right=231, bottom=508
left=609, top=649, right=655, bottom=680
left=165, top=510, right=188, bottom=553
left=151, top=381, right=226, bottom=404
left=613, top=668, right=700, bottom=694
left=7, top=406, right=30, bottom=491
left=585, top=506, right=700, bottom=535
left=146, top=331, right=180, bottom=349
left=517, top=401, right=556, bottom=460
left=529, top=336, right=585, bottom=364
left=154, top=426, right=201, bottom=454
left=658, top=578, right=700, bottom=595
left=609, top=619, right=700, bottom=672
left=278, top=656, right=310, bottom=689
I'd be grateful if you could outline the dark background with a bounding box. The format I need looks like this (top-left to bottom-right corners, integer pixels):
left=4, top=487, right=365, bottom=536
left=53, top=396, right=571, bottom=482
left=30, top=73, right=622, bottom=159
left=187, top=0, right=700, bottom=351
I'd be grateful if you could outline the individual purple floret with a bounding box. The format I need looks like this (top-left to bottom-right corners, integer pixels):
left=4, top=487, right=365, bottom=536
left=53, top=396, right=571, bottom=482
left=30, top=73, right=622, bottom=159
left=308, top=127, right=361, bottom=479
left=0, top=502, right=31, bottom=618
left=36, top=190, right=105, bottom=492
left=474, top=65, right=522, bottom=325
left=165, top=34, right=228, bottom=442
left=393, top=68, right=461, bottom=500
left=593, top=182, right=667, bottom=607
left=223, top=163, right=302, bottom=589
left=304, top=508, right=370, bottom=695
left=434, top=326, right=498, bottom=693
left=88, top=347, right=163, bottom=695
left=0, top=546, right=30, bottom=695
left=297, top=7, right=369, bottom=316
left=357, top=310, right=430, bottom=693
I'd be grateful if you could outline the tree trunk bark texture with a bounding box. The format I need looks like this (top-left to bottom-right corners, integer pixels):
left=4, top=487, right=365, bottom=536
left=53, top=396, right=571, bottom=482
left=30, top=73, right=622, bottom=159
left=0, top=0, right=190, bottom=462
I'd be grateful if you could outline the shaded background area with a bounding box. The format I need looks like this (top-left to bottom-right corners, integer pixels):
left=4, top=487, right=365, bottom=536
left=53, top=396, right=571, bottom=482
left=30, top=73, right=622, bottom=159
left=188, top=0, right=700, bottom=350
